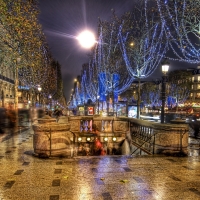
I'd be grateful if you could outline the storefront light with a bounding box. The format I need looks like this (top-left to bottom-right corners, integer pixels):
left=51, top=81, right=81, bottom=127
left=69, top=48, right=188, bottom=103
left=86, top=137, right=91, bottom=142
left=112, top=137, right=117, bottom=142
left=78, top=137, right=82, bottom=142
left=104, top=137, right=108, bottom=142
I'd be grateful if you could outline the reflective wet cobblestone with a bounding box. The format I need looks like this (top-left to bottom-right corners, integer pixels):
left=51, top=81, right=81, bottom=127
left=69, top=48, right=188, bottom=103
left=0, top=128, right=200, bottom=200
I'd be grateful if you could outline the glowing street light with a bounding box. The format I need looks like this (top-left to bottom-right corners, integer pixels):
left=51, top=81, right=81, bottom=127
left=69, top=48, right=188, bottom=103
left=161, top=60, right=170, bottom=123
left=38, top=85, right=42, bottom=92
left=37, top=85, right=42, bottom=107
left=77, top=30, right=96, bottom=49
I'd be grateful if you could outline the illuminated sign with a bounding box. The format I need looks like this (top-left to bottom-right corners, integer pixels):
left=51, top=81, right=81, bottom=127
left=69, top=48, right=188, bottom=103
left=88, top=107, right=94, bottom=115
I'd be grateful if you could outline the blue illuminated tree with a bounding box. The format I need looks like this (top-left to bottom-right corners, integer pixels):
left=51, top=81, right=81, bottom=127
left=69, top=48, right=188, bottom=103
left=141, top=82, right=161, bottom=108
left=118, top=0, right=167, bottom=118
left=157, top=0, right=200, bottom=63
left=119, top=0, right=167, bottom=80
left=92, top=17, right=134, bottom=113
left=79, top=61, right=99, bottom=105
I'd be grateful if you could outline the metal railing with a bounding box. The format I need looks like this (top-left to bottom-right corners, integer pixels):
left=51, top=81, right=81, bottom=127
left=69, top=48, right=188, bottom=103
left=129, top=120, right=187, bottom=155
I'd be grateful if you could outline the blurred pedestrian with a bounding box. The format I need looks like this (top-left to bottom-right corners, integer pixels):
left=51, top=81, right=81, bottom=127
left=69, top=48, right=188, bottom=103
left=6, top=105, right=17, bottom=129
left=53, top=108, right=62, bottom=121
left=189, top=120, right=200, bottom=138
left=48, top=110, right=53, bottom=117
left=0, top=107, right=6, bottom=133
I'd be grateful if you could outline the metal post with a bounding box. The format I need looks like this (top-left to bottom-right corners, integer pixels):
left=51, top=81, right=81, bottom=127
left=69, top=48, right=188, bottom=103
left=14, top=65, right=18, bottom=111
left=153, top=133, right=155, bottom=155
left=180, top=129, right=183, bottom=155
left=14, top=59, right=20, bottom=130
left=161, top=75, right=166, bottom=123
left=137, top=78, right=141, bottom=119
left=112, top=88, right=114, bottom=116
left=107, top=94, right=109, bottom=116
left=39, top=93, right=40, bottom=107
left=50, top=128, right=52, bottom=157
left=97, top=99, right=99, bottom=114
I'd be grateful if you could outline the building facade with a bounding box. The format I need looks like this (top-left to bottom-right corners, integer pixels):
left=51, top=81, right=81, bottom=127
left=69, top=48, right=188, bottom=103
left=0, top=69, right=15, bottom=108
left=190, top=66, right=200, bottom=101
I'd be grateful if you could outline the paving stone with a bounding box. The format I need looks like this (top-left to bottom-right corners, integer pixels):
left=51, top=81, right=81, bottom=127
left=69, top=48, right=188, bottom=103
left=14, top=170, right=24, bottom=175
left=54, top=169, right=62, bottom=174
left=4, top=181, right=15, bottom=188
left=123, top=167, right=132, bottom=172
left=52, top=179, right=60, bottom=186
left=133, top=176, right=144, bottom=183
left=169, top=175, right=181, bottom=181
left=102, top=192, right=113, bottom=200
left=22, top=162, right=30, bottom=166
left=56, top=161, right=62, bottom=165
left=91, top=168, right=98, bottom=172
left=166, top=158, right=176, bottom=162
left=115, top=159, right=122, bottom=164
left=94, top=178, right=105, bottom=185
left=183, top=166, right=194, bottom=170
left=189, top=188, right=200, bottom=196
left=49, top=195, right=59, bottom=200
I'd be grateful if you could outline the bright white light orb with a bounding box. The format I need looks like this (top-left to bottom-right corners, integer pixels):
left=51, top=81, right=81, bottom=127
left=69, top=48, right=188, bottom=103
left=77, top=30, right=95, bottom=48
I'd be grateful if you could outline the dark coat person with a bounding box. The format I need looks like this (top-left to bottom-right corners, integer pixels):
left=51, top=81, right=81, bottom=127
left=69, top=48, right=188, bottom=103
left=0, top=107, right=6, bottom=133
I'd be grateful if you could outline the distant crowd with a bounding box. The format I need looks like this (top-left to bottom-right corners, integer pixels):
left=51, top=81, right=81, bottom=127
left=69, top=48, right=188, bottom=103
left=0, top=105, right=68, bottom=134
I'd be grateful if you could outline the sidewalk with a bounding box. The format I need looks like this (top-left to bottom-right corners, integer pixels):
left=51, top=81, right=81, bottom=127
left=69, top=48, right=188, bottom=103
left=0, top=125, right=30, bottom=143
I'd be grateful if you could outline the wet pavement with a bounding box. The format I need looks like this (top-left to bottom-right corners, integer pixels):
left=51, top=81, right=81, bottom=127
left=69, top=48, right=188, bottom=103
left=0, top=126, right=200, bottom=199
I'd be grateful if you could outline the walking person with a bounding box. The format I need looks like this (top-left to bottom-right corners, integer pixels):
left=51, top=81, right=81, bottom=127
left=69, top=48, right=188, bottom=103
left=0, top=107, right=6, bottom=134
left=6, top=104, right=17, bottom=133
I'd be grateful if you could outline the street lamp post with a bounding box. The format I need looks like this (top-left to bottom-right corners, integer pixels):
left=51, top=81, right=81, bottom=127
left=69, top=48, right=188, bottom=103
left=38, top=85, right=42, bottom=107
left=14, top=57, right=21, bottom=111
left=14, top=57, right=21, bottom=129
left=161, top=61, right=169, bottom=123
left=28, top=100, right=31, bottom=105
left=49, top=95, right=52, bottom=110
left=137, top=77, right=141, bottom=119
left=97, top=95, right=100, bottom=114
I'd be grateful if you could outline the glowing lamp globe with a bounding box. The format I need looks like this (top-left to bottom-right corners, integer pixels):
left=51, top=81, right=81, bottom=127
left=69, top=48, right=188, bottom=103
left=162, top=64, right=169, bottom=75
left=77, top=30, right=95, bottom=48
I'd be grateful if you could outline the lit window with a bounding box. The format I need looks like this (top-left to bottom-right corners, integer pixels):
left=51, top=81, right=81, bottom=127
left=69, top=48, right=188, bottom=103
left=198, top=76, right=200, bottom=82
left=192, top=77, right=194, bottom=82
left=197, top=84, right=200, bottom=89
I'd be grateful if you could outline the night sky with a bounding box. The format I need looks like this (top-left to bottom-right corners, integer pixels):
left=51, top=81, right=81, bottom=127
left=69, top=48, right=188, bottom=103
left=38, top=0, right=197, bottom=101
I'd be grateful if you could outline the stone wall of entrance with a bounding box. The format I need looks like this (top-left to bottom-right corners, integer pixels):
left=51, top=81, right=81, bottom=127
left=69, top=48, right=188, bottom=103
left=32, top=115, right=73, bottom=157
left=32, top=115, right=189, bottom=157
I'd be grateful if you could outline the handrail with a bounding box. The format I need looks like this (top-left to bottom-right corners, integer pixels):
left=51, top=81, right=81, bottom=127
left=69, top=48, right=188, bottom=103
left=131, top=125, right=187, bottom=155
left=131, top=128, right=159, bottom=155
